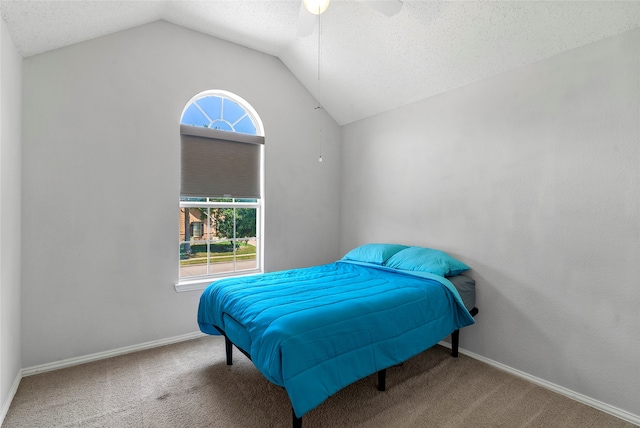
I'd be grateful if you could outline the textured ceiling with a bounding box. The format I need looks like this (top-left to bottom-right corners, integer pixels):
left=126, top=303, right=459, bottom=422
left=2, top=1, right=639, bottom=125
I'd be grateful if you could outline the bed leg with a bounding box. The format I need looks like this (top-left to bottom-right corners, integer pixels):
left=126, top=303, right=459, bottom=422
left=292, top=408, right=302, bottom=428
left=377, top=368, right=386, bottom=391
left=225, top=336, right=233, bottom=365
left=451, top=329, right=460, bottom=358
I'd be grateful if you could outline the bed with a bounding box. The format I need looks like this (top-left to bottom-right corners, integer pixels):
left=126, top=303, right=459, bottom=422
left=197, top=244, right=478, bottom=427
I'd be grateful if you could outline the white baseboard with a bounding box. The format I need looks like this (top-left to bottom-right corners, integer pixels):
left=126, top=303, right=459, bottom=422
left=22, top=331, right=205, bottom=377
left=439, top=341, right=640, bottom=426
left=0, top=369, right=23, bottom=426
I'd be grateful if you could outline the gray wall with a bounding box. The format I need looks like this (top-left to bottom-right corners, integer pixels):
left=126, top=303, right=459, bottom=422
left=341, top=29, right=639, bottom=417
left=21, top=21, right=341, bottom=368
left=0, top=17, right=22, bottom=417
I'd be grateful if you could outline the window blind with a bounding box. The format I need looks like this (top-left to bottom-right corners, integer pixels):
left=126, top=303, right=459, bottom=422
left=180, top=124, right=264, bottom=199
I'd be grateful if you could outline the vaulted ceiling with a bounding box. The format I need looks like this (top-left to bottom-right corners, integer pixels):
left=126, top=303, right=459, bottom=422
left=2, top=1, right=638, bottom=125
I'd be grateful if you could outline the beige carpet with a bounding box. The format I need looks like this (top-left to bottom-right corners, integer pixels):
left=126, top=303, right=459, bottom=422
left=3, top=336, right=635, bottom=428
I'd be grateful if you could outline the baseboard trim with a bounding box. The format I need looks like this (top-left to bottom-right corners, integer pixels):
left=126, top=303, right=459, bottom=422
left=439, top=340, right=640, bottom=426
left=22, top=331, right=206, bottom=377
left=0, top=369, right=23, bottom=426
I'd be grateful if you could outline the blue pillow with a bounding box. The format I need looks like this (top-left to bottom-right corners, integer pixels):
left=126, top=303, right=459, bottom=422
left=342, top=243, right=409, bottom=265
left=384, top=246, right=470, bottom=276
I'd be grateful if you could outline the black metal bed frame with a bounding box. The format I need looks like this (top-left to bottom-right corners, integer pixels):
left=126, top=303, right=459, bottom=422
left=215, top=306, right=478, bottom=428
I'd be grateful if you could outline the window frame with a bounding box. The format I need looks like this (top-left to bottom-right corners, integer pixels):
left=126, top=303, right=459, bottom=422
left=176, top=90, right=265, bottom=292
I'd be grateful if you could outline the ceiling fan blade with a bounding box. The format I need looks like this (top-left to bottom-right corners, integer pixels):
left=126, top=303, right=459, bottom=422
left=296, top=2, right=317, bottom=37
left=360, top=0, right=403, bottom=17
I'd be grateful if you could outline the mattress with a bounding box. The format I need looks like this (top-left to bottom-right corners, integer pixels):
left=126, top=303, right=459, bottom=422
left=447, top=274, right=476, bottom=311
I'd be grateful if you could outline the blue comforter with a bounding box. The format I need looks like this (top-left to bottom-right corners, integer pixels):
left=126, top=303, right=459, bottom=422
left=198, top=261, right=475, bottom=417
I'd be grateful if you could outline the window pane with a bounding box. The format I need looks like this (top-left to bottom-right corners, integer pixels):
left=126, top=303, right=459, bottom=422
left=181, top=104, right=210, bottom=127
left=234, top=115, right=257, bottom=135
left=237, top=240, right=258, bottom=272
left=196, top=96, right=222, bottom=121
left=204, top=213, right=215, bottom=241
left=209, top=241, right=234, bottom=275
left=180, top=207, right=207, bottom=278
left=210, top=119, right=233, bottom=132
left=188, top=209, right=207, bottom=242
left=223, top=98, right=246, bottom=124
left=188, top=240, right=207, bottom=264
left=180, top=196, right=207, bottom=202
left=179, top=240, right=209, bottom=278
left=212, top=208, right=234, bottom=240
left=236, top=208, right=257, bottom=239
left=179, top=208, right=187, bottom=243
left=180, top=207, right=204, bottom=242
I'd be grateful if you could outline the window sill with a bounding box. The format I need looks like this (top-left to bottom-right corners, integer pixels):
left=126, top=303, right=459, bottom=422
left=174, top=269, right=263, bottom=293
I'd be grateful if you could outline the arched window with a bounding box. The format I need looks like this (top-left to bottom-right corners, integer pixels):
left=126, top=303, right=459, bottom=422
left=180, top=91, right=263, bottom=136
left=178, top=91, right=264, bottom=289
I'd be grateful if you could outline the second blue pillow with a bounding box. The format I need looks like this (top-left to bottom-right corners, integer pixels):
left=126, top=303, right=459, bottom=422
left=384, top=246, right=470, bottom=277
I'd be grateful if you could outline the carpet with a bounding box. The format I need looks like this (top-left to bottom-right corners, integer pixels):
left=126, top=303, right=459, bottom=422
left=3, top=336, right=634, bottom=427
